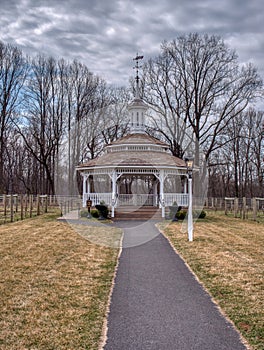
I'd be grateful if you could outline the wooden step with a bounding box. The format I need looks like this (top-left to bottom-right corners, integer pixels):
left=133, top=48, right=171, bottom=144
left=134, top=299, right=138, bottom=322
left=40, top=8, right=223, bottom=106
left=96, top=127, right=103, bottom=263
left=113, top=206, right=162, bottom=221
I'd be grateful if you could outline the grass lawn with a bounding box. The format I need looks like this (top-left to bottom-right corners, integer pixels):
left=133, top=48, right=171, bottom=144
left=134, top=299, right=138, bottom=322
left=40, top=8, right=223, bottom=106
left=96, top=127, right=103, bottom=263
left=159, top=212, right=264, bottom=350
left=0, top=210, right=122, bottom=350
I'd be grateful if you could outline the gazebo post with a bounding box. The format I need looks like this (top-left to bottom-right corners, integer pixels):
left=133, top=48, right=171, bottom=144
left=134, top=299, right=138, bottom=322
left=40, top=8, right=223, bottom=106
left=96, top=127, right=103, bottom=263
left=82, top=174, right=88, bottom=207
left=160, top=170, right=165, bottom=218
left=87, top=175, right=91, bottom=195
left=153, top=180, right=158, bottom=206
left=187, top=175, right=193, bottom=241
left=183, top=178, right=188, bottom=193
left=185, top=157, right=194, bottom=242
left=111, top=171, right=117, bottom=217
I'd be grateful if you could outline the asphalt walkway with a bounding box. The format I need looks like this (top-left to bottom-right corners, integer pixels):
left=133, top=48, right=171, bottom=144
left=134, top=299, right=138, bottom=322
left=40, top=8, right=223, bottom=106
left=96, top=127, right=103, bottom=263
left=103, top=221, right=247, bottom=350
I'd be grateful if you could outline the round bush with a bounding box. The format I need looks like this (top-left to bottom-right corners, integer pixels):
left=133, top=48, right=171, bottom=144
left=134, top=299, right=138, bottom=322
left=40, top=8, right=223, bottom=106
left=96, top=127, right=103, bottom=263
left=90, top=209, right=99, bottom=218
left=95, top=204, right=109, bottom=219
left=176, top=210, right=187, bottom=220
left=198, top=210, right=206, bottom=218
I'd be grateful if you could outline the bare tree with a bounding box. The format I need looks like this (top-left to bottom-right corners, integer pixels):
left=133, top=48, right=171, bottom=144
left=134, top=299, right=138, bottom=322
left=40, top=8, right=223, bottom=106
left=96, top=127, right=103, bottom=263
left=0, top=42, right=28, bottom=192
left=0, top=44, right=131, bottom=196
left=248, top=110, right=264, bottom=197
left=16, top=55, right=65, bottom=195
left=72, top=85, right=130, bottom=195
left=208, top=108, right=264, bottom=197
left=4, top=130, right=38, bottom=194
left=60, top=60, right=110, bottom=194
left=142, top=33, right=263, bottom=163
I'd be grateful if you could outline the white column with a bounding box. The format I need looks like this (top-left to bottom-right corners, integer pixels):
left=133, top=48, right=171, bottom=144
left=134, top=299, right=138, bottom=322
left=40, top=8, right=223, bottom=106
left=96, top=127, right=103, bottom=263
left=153, top=180, right=158, bottom=206
left=183, top=177, right=188, bottom=193
left=111, top=171, right=117, bottom=218
left=160, top=170, right=165, bottom=218
left=82, top=174, right=88, bottom=207
left=87, top=176, right=91, bottom=195
left=188, top=176, right=193, bottom=242
left=117, top=180, right=120, bottom=196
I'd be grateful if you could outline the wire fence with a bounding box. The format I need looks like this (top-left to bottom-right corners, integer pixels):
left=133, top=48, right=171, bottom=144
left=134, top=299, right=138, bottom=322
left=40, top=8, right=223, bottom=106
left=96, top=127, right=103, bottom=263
left=205, top=197, right=264, bottom=221
left=0, top=194, right=263, bottom=224
left=0, top=194, right=82, bottom=224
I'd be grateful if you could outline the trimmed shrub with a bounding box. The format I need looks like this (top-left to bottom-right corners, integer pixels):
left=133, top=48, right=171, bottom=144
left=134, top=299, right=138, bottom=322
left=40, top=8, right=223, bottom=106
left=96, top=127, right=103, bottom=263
left=172, top=209, right=206, bottom=220
left=80, top=208, right=100, bottom=218
left=90, top=209, right=99, bottom=218
left=198, top=210, right=206, bottom=218
left=95, top=204, right=109, bottom=219
left=176, top=209, right=187, bottom=220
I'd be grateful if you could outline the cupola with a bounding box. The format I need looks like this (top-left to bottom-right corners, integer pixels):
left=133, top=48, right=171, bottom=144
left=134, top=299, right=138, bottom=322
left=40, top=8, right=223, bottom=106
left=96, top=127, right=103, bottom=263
left=128, top=54, right=148, bottom=134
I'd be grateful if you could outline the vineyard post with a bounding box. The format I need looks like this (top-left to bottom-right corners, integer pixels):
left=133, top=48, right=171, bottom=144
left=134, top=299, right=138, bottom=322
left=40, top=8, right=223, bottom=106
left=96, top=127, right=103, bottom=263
left=3, top=194, right=7, bottom=217
left=10, top=194, right=14, bottom=222
left=20, top=194, right=24, bottom=220
left=37, top=195, right=40, bottom=216
left=252, top=197, right=257, bottom=221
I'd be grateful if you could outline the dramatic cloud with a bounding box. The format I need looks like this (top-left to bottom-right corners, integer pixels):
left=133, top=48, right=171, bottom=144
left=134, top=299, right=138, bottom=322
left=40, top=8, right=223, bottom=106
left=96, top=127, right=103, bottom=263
left=0, top=0, right=263, bottom=86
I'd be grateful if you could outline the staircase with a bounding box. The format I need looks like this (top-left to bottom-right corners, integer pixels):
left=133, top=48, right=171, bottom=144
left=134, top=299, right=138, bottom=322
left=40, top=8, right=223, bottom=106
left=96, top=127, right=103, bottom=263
left=113, top=206, right=162, bottom=221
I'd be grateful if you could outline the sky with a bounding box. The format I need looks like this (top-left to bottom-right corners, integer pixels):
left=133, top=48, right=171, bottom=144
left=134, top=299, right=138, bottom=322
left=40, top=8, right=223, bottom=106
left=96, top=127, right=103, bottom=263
left=0, top=0, right=264, bottom=87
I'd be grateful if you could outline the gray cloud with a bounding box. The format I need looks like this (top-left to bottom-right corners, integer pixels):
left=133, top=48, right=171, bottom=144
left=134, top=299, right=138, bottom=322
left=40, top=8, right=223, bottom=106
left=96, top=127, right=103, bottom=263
left=0, top=0, right=263, bottom=87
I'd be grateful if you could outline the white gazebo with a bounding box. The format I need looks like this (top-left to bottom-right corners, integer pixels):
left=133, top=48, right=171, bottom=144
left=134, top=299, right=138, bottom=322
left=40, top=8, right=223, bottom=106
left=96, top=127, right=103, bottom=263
left=76, top=56, right=193, bottom=229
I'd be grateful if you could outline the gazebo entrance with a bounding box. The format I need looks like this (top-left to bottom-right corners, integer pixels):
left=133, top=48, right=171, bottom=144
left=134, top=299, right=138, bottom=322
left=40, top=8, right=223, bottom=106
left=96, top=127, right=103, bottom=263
left=117, top=174, right=158, bottom=207
left=118, top=193, right=157, bottom=207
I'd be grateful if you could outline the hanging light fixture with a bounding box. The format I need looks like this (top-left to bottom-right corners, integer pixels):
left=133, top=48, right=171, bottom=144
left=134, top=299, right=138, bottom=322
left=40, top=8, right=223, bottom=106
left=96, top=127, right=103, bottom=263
left=184, top=156, right=194, bottom=177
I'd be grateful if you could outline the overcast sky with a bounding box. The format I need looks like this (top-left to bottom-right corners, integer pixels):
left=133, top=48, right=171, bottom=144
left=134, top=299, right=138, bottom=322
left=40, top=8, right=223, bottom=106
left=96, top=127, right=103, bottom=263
left=0, top=0, right=264, bottom=87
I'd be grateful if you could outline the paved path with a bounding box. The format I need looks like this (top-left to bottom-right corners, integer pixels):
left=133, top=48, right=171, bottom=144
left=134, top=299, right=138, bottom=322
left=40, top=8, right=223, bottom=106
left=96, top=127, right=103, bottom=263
left=104, top=221, right=247, bottom=350
left=57, top=210, right=79, bottom=220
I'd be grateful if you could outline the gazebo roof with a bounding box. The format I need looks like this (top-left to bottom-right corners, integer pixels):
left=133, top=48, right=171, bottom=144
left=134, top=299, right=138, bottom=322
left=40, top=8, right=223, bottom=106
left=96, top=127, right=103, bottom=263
left=127, top=98, right=149, bottom=109
left=77, top=150, right=185, bottom=169
left=77, top=133, right=186, bottom=170
left=107, top=133, right=169, bottom=147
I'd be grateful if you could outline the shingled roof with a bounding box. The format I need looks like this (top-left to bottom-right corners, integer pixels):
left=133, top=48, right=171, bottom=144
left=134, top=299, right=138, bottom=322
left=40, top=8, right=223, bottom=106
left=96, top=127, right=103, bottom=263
left=77, top=133, right=186, bottom=170
left=108, top=133, right=169, bottom=147
left=77, top=150, right=185, bottom=168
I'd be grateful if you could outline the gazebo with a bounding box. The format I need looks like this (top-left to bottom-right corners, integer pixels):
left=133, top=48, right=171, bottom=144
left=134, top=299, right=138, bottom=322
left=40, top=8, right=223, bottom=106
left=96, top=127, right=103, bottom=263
left=77, top=113, right=191, bottom=217
left=77, top=130, right=189, bottom=217
left=76, top=56, right=192, bottom=223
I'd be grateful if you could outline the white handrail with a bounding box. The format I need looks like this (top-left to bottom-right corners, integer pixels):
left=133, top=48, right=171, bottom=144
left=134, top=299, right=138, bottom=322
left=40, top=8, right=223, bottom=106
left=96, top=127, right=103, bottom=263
left=83, top=193, right=112, bottom=207
left=164, top=193, right=189, bottom=207
left=83, top=192, right=189, bottom=207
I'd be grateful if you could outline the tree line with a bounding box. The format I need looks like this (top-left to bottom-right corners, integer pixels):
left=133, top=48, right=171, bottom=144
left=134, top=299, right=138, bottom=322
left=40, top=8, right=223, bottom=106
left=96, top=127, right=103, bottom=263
left=0, top=33, right=263, bottom=197
left=0, top=42, right=130, bottom=195
left=142, top=34, right=263, bottom=197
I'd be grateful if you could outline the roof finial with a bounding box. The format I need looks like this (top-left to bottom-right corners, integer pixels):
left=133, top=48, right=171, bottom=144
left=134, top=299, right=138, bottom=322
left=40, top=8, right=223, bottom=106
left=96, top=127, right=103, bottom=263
left=133, top=54, right=143, bottom=99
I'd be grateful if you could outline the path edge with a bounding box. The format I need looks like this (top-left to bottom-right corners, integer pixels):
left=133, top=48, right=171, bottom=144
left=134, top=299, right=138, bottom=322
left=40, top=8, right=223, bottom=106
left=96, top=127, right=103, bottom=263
left=156, top=222, right=252, bottom=350
left=98, top=231, right=124, bottom=350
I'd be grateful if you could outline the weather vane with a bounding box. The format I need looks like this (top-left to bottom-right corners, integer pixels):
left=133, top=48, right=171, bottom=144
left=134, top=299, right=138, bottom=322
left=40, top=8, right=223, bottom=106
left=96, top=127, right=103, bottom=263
left=133, top=54, right=144, bottom=98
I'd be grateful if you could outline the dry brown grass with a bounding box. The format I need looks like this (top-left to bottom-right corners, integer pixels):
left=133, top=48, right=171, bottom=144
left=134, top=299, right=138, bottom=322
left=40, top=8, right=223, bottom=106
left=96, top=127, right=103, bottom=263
left=160, top=212, right=264, bottom=350
left=0, top=211, right=122, bottom=350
